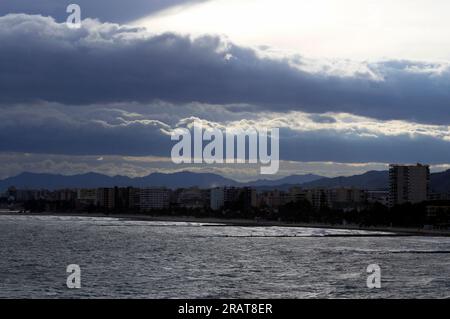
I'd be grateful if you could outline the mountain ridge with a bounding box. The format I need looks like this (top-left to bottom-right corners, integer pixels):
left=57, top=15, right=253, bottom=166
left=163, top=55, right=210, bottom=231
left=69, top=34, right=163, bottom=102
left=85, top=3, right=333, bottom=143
left=0, top=171, right=324, bottom=191
left=1, top=169, right=450, bottom=192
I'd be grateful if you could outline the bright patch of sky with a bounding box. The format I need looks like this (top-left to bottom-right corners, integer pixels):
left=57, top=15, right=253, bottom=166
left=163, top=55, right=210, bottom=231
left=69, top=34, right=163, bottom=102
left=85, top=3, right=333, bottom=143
left=136, top=0, right=450, bottom=61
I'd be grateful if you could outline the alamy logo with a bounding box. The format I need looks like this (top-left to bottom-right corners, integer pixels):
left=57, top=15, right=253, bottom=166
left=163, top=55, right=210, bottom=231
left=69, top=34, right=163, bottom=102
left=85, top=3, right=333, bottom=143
left=171, top=121, right=280, bottom=174
left=66, top=4, right=81, bottom=29
left=66, top=264, right=81, bottom=289
left=366, top=264, right=381, bottom=289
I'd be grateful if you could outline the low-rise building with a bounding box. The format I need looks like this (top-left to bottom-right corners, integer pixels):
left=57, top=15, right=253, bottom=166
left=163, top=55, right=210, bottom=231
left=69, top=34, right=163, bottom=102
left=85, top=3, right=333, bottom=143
left=306, top=189, right=329, bottom=210
left=260, top=190, right=287, bottom=208
left=328, top=188, right=367, bottom=210
left=210, top=187, right=225, bottom=210
left=287, top=187, right=307, bottom=204
left=367, top=190, right=389, bottom=206
left=96, top=188, right=115, bottom=210
left=140, top=188, right=170, bottom=211
left=177, top=187, right=207, bottom=209
left=77, top=188, right=97, bottom=206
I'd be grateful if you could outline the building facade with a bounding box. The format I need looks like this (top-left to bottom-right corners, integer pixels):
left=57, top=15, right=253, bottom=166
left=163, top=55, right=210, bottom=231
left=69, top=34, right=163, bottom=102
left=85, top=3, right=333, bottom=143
left=210, top=187, right=225, bottom=210
left=389, top=164, right=430, bottom=207
left=140, top=188, right=170, bottom=211
left=96, top=188, right=115, bottom=210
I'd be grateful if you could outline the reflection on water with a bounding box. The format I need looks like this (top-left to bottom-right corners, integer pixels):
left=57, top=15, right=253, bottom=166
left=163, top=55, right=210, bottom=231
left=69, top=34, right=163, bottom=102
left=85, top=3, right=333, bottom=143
left=0, top=215, right=449, bottom=298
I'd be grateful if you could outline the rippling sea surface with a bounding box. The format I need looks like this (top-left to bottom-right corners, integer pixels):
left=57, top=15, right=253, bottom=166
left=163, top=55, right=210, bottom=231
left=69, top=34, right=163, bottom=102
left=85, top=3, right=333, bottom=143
left=0, top=214, right=449, bottom=298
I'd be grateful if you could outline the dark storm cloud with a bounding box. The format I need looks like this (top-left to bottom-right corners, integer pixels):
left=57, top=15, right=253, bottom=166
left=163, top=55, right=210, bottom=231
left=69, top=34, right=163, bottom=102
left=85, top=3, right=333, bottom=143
left=1, top=103, right=450, bottom=165
left=279, top=128, right=450, bottom=164
left=0, top=0, right=207, bottom=23
left=0, top=104, right=172, bottom=157
left=1, top=15, right=450, bottom=125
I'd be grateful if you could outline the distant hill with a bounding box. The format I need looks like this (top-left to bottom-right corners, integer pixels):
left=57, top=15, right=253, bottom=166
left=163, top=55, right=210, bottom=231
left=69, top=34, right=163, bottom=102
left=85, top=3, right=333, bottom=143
left=0, top=172, right=133, bottom=190
left=245, top=174, right=323, bottom=187
left=0, top=171, right=239, bottom=190
left=301, top=170, right=389, bottom=190
left=301, top=169, right=450, bottom=193
left=0, top=172, right=323, bottom=191
left=2, top=169, right=450, bottom=193
left=133, top=171, right=240, bottom=189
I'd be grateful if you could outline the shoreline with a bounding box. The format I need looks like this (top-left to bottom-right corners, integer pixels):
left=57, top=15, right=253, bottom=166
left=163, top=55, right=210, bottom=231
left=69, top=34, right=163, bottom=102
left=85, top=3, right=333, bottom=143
left=1, top=211, right=449, bottom=237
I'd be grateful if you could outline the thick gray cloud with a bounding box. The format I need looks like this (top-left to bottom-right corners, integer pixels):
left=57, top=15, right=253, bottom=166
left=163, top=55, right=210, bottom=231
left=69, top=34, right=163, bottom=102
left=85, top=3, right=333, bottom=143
left=0, top=0, right=206, bottom=23
left=0, top=104, right=171, bottom=157
left=1, top=102, right=450, bottom=165
left=2, top=13, right=450, bottom=179
left=1, top=14, right=450, bottom=125
left=280, top=129, right=450, bottom=164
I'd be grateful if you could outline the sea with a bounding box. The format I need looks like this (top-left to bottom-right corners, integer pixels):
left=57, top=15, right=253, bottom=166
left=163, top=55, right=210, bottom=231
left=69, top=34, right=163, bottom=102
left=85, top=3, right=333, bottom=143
left=0, top=214, right=449, bottom=298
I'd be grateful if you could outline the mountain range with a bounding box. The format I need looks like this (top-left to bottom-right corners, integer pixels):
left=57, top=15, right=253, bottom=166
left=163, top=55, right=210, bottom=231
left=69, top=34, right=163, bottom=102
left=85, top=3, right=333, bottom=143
left=1, top=170, right=450, bottom=193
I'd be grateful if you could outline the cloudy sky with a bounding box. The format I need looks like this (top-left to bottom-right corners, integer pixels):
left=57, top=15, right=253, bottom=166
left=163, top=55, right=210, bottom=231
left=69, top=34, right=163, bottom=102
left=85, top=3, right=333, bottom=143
left=1, top=0, right=450, bottom=181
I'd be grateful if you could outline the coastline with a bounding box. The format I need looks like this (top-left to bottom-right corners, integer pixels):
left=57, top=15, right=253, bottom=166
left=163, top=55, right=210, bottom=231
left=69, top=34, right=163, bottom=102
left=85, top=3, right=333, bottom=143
left=1, top=210, right=449, bottom=237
